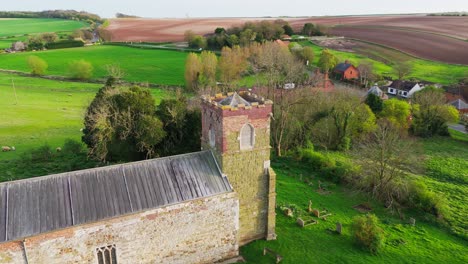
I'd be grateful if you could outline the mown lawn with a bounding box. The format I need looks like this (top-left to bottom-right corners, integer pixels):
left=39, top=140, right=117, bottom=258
left=0, top=72, right=173, bottom=161
left=0, top=45, right=188, bottom=85
left=300, top=41, right=468, bottom=85
left=0, top=18, right=87, bottom=37
left=241, top=155, right=468, bottom=263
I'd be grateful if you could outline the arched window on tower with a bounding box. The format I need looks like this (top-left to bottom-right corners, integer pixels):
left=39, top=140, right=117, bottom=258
left=209, top=125, right=216, bottom=147
left=240, top=124, right=255, bottom=150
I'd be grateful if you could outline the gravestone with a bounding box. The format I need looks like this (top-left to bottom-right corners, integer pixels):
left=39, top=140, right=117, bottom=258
left=284, top=208, right=293, bottom=217
left=409, top=217, right=416, bottom=226
left=312, top=209, right=320, bottom=217
left=308, top=200, right=313, bottom=212
left=336, top=222, right=342, bottom=234
left=297, top=218, right=305, bottom=228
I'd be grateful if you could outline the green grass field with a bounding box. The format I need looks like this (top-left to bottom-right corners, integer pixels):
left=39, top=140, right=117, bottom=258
left=0, top=72, right=173, bottom=161
left=241, top=140, right=468, bottom=263
left=0, top=45, right=187, bottom=85
left=0, top=18, right=87, bottom=37
left=300, top=41, right=468, bottom=85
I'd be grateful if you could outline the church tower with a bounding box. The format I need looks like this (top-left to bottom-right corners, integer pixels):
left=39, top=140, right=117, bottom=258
left=201, top=91, right=276, bottom=245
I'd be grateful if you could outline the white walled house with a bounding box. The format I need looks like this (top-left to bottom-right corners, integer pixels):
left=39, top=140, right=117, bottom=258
left=387, top=81, right=424, bottom=98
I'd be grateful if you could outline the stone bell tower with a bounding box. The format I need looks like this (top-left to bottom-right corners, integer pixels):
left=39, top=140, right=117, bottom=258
left=201, top=91, right=276, bottom=245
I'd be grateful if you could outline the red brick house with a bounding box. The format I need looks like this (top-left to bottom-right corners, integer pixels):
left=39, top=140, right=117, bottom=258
left=333, top=60, right=360, bottom=80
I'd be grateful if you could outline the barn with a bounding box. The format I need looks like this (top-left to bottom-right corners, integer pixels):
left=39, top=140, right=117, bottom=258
left=0, top=91, right=276, bottom=263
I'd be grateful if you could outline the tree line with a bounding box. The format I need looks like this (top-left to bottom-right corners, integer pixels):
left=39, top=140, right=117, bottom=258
left=0, top=10, right=103, bottom=23
left=185, top=20, right=328, bottom=50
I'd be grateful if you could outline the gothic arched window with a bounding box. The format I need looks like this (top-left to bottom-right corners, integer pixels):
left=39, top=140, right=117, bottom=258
left=240, top=124, right=255, bottom=150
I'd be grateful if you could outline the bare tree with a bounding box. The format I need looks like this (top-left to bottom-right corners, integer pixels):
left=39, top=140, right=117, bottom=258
left=393, top=61, right=413, bottom=80
left=357, top=62, right=374, bottom=87
left=353, top=119, right=422, bottom=210
left=105, top=64, right=126, bottom=80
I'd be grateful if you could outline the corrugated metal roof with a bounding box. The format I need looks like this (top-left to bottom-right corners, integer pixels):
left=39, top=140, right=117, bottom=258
left=0, top=151, right=231, bottom=243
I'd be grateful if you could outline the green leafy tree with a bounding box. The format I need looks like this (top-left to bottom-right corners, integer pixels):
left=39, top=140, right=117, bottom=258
left=68, top=60, right=93, bottom=80
left=411, top=87, right=459, bottom=136
left=365, top=93, right=383, bottom=114
left=27, top=56, right=48, bottom=75
left=156, top=93, right=201, bottom=155
left=82, top=83, right=165, bottom=162
left=318, top=49, right=338, bottom=73
left=27, top=35, right=44, bottom=50
left=282, top=24, right=294, bottom=36
left=380, top=98, right=411, bottom=129
left=302, top=23, right=316, bottom=36
left=199, top=51, right=218, bottom=88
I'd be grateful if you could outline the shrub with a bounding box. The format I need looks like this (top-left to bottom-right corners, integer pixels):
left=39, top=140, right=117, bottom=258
left=409, top=181, right=449, bottom=220
left=351, top=214, right=385, bottom=254
left=68, top=60, right=93, bottom=80
left=27, top=56, right=48, bottom=75
left=30, top=145, right=53, bottom=162
left=62, top=139, right=84, bottom=155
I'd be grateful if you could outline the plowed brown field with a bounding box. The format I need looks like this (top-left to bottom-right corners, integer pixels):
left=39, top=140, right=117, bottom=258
left=330, top=26, right=468, bottom=65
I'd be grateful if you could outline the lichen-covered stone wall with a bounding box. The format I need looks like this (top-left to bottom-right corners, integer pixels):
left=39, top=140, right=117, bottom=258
left=1, top=192, right=239, bottom=264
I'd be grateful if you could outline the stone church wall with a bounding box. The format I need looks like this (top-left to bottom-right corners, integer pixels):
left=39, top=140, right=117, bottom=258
left=0, top=192, right=239, bottom=264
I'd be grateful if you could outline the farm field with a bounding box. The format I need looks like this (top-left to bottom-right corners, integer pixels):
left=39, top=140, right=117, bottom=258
left=0, top=45, right=187, bottom=85
left=329, top=26, right=468, bottom=65
left=104, top=15, right=468, bottom=65
left=105, top=15, right=468, bottom=42
left=0, top=18, right=87, bottom=37
left=289, top=15, right=468, bottom=39
left=300, top=41, right=468, bottom=85
left=0, top=72, right=172, bottom=161
left=241, top=132, right=468, bottom=263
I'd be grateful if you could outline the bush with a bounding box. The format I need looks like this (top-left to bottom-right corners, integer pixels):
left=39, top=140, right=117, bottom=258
left=296, top=146, right=357, bottom=183
left=68, top=60, right=93, bottom=80
left=352, top=214, right=385, bottom=254
left=62, top=139, right=84, bottom=155
left=30, top=145, right=53, bottom=162
left=409, top=181, right=449, bottom=220
left=27, top=56, right=48, bottom=75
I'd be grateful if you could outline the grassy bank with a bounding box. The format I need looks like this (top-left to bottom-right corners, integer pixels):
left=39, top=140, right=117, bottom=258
left=241, top=152, right=467, bottom=263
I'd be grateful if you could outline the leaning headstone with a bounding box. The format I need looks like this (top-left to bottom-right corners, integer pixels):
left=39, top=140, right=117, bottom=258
left=409, top=217, right=416, bottom=226
left=312, top=209, right=320, bottom=218
left=297, top=218, right=305, bottom=228
left=284, top=208, right=293, bottom=217
left=336, top=222, right=342, bottom=234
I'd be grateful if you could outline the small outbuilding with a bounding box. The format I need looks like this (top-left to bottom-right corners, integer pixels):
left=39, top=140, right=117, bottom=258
left=333, top=60, right=359, bottom=80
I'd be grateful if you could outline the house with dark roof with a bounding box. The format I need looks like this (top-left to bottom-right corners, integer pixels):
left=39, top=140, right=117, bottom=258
left=333, top=60, right=359, bottom=80
left=0, top=91, right=277, bottom=264
left=450, top=98, right=468, bottom=113
left=387, top=80, right=424, bottom=98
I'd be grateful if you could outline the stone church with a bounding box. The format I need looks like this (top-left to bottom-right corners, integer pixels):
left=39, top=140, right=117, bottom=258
left=0, top=91, right=276, bottom=264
